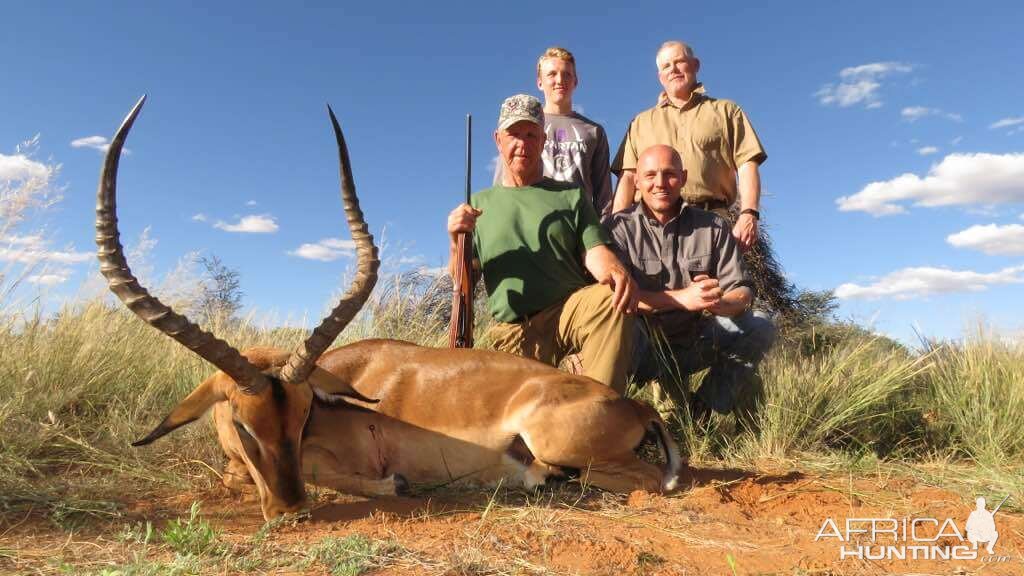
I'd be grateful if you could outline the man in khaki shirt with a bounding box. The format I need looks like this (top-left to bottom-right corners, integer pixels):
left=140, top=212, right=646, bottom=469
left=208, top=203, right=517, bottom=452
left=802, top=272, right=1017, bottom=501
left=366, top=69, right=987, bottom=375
left=611, top=41, right=767, bottom=251
left=607, top=145, right=775, bottom=425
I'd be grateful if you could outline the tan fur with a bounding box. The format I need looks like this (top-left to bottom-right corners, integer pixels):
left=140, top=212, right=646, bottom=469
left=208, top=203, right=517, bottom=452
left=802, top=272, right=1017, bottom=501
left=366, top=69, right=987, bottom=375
left=199, top=340, right=683, bottom=520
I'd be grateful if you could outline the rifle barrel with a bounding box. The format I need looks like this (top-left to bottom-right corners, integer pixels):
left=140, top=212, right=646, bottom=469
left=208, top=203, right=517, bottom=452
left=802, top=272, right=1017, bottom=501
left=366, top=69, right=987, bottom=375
left=465, top=114, right=472, bottom=204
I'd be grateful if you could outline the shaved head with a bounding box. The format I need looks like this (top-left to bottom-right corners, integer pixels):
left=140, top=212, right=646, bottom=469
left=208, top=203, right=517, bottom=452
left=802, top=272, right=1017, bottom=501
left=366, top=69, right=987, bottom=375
left=636, top=145, right=686, bottom=224
left=637, top=144, right=684, bottom=173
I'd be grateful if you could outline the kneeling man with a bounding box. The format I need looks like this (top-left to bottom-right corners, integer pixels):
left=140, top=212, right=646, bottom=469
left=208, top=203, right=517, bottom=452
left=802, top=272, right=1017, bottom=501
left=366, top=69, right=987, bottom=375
left=448, top=94, right=638, bottom=392
left=606, top=145, right=775, bottom=423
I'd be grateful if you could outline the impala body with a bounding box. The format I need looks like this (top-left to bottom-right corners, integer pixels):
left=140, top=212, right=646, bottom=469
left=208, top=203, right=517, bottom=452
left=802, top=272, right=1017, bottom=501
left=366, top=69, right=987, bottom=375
left=96, top=98, right=682, bottom=521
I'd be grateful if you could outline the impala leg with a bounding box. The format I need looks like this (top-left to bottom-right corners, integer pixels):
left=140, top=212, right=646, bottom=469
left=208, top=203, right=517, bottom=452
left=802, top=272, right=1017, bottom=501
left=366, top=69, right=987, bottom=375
left=302, top=445, right=407, bottom=497
left=214, top=404, right=258, bottom=498
left=577, top=458, right=664, bottom=493
left=223, top=457, right=257, bottom=496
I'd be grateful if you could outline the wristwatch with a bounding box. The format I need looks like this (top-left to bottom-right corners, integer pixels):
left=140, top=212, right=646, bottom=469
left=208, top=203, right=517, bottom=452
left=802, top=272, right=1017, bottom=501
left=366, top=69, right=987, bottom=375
left=740, top=208, right=760, bottom=220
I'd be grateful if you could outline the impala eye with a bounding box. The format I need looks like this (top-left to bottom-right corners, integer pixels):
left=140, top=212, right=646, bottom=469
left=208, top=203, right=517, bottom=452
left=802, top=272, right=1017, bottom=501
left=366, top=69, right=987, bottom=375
left=233, top=421, right=255, bottom=440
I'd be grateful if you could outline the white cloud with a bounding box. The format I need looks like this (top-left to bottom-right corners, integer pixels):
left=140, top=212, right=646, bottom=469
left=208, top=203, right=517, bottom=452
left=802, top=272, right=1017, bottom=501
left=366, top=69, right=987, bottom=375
left=419, top=265, right=447, bottom=277
left=71, top=136, right=109, bottom=151
left=837, top=153, right=1024, bottom=216
left=947, top=224, right=1024, bottom=255
left=27, top=271, right=70, bottom=286
left=0, top=234, right=92, bottom=264
left=0, top=152, right=52, bottom=184
left=321, top=238, right=355, bottom=250
left=838, top=62, right=913, bottom=79
left=917, top=146, right=939, bottom=156
left=70, top=135, right=130, bottom=155
left=815, top=80, right=881, bottom=108
left=951, top=136, right=963, bottom=146
left=901, top=106, right=933, bottom=121
left=990, top=117, right=1024, bottom=130
left=45, top=249, right=93, bottom=263
left=245, top=200, right=258, bottom=207
left=816, top=61, right=912, bottom=109
left=836, top=265, right=1024, bottom=300
left=191, top=213, right=207, bottom=222
left=213, top=214, right=278, bottom=233
left=289, top=237, right=355, bottom=261
left=901, top=107, right=962, bottom=122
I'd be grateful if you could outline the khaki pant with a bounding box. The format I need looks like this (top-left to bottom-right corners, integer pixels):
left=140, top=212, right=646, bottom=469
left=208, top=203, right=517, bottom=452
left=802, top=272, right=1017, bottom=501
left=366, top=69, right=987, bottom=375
left=485, top=284, right=634, bottom=394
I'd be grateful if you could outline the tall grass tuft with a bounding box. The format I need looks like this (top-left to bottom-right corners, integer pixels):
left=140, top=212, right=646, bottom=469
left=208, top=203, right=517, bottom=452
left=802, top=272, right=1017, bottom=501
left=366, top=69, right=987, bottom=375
left=744, top=335, right=931, bottom=459
left=0, top=300, right=303, bottom=519
left=922, top=327, right=1024, bottom=464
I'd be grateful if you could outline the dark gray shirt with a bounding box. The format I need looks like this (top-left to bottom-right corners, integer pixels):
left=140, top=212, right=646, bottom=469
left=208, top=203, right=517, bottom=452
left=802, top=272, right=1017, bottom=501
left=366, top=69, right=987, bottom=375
left=606, top=203, right=753, bottom=334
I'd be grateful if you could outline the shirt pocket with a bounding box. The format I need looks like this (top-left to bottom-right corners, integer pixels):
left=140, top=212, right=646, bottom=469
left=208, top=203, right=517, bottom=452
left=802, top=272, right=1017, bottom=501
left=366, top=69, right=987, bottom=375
left=688, top=122, right=722, bottom=151
left=638, top=257, right=665, bottom=287
left=640, top=257, right=663, bottom=276
left=684, top=253, right=712, bottom=279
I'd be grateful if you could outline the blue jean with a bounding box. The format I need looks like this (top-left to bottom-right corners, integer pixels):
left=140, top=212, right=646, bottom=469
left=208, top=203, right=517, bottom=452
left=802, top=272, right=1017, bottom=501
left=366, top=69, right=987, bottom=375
left=633, top=310, right=776, bottom=416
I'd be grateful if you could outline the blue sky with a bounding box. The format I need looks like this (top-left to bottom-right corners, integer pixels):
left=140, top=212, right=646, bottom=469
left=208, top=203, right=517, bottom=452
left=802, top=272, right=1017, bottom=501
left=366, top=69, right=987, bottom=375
left=2, top=1, right=1023, bottom=343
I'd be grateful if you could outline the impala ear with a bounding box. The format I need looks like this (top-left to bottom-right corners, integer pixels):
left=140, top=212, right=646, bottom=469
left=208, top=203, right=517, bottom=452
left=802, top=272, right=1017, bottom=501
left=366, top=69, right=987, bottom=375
left=307, top=366, right=378, bottom=404
left=132, top=373, right=231, bottom=446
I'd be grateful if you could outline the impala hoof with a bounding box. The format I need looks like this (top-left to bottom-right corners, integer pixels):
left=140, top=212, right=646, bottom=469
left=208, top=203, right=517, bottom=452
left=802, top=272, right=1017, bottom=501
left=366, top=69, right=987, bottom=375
left=393, top=473, right=410, bottom=496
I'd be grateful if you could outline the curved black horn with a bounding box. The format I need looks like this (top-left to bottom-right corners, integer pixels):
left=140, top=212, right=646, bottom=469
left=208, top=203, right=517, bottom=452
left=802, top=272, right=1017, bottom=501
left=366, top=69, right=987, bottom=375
left=279, top=105, right=379, bottom=384
left=95, top=96, right=270, bottom=395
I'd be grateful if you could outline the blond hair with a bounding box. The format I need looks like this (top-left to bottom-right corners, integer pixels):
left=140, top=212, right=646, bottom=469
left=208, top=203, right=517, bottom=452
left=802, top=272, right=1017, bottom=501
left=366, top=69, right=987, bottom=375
left=536, top=46, right=576, bottom=78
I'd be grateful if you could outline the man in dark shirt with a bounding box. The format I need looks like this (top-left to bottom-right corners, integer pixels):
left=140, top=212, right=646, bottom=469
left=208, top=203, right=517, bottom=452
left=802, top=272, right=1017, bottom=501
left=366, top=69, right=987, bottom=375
left=606, top=144, right=775, bottom=424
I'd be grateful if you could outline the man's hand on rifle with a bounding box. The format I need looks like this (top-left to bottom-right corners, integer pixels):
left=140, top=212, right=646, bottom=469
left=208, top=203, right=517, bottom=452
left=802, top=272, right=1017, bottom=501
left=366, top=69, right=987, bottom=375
left=447, top=203, right=482, bottom=280
left=447, top=203, right=481, bottom=241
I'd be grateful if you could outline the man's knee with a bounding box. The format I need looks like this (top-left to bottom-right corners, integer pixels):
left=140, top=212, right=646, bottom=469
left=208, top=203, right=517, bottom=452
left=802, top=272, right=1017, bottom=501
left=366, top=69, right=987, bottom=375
left=748, top=311, right=777, bottom=354
left=726, top=310, right=776, bottom=360
left=568, top=284, right=634, bottom=330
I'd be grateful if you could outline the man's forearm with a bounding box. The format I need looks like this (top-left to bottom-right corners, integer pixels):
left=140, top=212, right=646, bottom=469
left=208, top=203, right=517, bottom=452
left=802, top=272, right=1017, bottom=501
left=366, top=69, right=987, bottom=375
left=583, top=243, right=620, bottom=280
left=709, top=287, right=752, bottom=317
left=737, top=162, right=761, bottom=211
left=636, top=289, right=679, bottom=313
left=612, top=170, right=636, bottom=213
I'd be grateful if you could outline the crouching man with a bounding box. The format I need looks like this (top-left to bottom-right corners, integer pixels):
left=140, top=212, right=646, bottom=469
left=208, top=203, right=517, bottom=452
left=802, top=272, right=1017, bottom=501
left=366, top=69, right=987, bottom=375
left=448, top=94, right=638, bottom=393
left=606, top=144, right=775, bottom=425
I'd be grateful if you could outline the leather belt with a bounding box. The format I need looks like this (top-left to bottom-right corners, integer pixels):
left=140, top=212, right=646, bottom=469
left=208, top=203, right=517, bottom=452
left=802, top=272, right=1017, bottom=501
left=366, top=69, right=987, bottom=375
left=685, top=198, right=730, bottom=211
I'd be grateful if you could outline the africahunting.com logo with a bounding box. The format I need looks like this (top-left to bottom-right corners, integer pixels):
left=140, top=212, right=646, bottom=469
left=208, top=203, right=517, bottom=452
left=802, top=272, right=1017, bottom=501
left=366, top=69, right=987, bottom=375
left=815, top=495, right=1010, bottom=562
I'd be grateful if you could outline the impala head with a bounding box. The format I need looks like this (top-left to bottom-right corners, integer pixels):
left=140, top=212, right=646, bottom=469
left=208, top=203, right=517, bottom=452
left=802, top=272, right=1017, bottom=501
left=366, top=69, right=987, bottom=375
left=96, top=97, right=379, bottom=519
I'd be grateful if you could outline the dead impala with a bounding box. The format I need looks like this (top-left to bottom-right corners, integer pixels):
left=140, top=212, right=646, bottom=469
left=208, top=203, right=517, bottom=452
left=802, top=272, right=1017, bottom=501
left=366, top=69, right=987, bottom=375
left=97, top=97, right=683, bottom=520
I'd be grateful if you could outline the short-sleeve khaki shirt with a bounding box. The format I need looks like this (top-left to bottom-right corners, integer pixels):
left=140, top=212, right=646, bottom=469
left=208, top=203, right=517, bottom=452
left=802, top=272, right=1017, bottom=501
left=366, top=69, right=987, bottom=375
left=612, top=85, right=767, bottom=205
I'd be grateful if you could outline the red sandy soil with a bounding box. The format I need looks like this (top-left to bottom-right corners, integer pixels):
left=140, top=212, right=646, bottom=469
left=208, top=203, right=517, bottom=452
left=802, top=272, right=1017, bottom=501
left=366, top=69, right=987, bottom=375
left=3, top=467, right=1022, bottom=575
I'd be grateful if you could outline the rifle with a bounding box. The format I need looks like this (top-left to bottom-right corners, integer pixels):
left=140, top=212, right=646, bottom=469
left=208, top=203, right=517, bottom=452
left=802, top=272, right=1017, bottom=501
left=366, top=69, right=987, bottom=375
left=992, top=494, right=1010, bottom=515
left=449, top=114, right=474, bottom=348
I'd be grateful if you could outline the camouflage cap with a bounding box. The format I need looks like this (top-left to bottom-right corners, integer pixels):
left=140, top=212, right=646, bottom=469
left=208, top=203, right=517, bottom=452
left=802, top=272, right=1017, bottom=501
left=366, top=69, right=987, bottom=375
left=497, top=94, right=544, bottom=131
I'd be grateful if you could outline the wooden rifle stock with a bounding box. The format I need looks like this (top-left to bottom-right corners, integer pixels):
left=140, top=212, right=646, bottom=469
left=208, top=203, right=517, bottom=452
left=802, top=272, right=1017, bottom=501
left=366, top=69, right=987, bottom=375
left=449, top=114, right=474, bottom=348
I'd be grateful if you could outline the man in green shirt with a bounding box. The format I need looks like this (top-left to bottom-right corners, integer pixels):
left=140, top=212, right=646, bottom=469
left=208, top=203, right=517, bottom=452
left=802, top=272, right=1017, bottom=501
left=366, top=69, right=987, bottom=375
left=447, top=94, right=638, bottom=392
